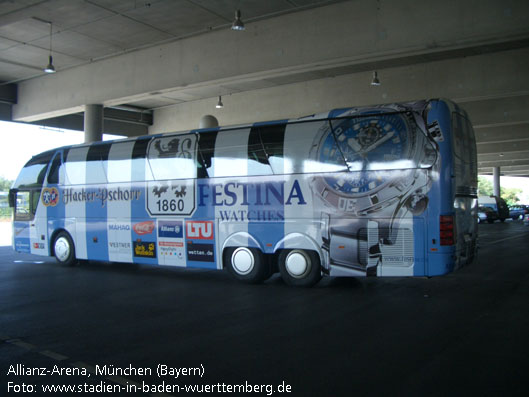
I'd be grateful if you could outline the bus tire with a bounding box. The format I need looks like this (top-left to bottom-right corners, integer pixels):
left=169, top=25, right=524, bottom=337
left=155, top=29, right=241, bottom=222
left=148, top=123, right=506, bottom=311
left=225, top=247, right=269, bottom=284
left=53, top=231, right=77, bottom=267
left=278, top=249, right=321, bottom=287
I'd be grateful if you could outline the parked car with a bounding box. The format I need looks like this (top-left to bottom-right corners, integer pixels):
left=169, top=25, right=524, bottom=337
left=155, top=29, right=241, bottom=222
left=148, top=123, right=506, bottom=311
left=508, top=205, right=529, bottom=220
left=478, top=206, right=499, bottom=224
left=478, top=196, right=509, bottom=222
left=524, top=212, right=529, bottom=226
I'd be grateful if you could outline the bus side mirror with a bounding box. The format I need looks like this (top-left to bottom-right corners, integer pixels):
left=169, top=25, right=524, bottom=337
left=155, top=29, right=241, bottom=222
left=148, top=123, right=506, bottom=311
left=8, top=189, right=16, bottom=208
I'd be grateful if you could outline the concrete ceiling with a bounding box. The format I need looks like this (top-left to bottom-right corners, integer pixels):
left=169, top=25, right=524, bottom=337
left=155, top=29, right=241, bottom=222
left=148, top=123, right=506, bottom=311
left=1, top=0, right=529, bottom=177
left=0, top=0, right=347, bottom=84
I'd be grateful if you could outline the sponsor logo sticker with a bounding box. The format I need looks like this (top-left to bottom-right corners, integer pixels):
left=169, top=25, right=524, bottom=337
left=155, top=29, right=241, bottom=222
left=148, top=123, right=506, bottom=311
left=158, top=221, right=183, bottom=238
left=133, top=241, right=156, bottom=258
left=109, top=223, right=130, bottom=231
left=159, top=241, right=184, bottom=247
left=186, top=221, right=214, bottom=240
left=187, top=242, right=215, bottom=262
left=133, top=221, right=155, bottom=235
left=41, top=187, right=59, bottom=207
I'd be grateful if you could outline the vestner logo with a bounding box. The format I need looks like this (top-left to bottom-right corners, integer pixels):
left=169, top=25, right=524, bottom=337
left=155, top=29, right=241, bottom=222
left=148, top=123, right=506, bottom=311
left=186, top=221, right=213, bottom=240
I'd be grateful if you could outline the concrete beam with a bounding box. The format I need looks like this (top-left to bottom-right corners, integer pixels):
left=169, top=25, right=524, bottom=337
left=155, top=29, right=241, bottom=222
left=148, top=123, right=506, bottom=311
left=475, top=124, right=529, bottom=144
left=477, top=140, right=529, bottom=155
left=104, top=108, right=152, bottom=126
left=26, top=111, right=148, bottom=137
left=463, top=95, right=529, bottom=127
left=497, top=170, right=529, bottom=176
left=150, top=47, right=529, bottom=133
left=478, top=150, right=529, bottom=160
left=12, top=0, right=529, bottom=122
left=0, top=83, right=17, bottom=105
left=0, top=102, right=11, bottom=120
left=479, top=167, right=529, bottom=175
left=482, top=165, right=529, bottom=173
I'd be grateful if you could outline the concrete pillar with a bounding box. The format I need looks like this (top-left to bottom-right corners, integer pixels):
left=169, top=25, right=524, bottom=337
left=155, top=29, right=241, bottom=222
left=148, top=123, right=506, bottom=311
left=493, top=167, right=501, bottom=197
left=199, top=115, right=219, bottom=129
left=84, top=104, right=103, bottom=143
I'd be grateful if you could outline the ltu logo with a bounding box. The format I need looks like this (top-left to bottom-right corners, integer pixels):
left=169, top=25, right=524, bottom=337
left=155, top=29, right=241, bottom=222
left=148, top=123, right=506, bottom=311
left=41, top=188, right=59, bottom=207
left=186, top=221, right=214, bottom=240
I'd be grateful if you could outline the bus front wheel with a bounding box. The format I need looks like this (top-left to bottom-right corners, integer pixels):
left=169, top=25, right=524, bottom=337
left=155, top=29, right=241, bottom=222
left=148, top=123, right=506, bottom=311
left=225, top=247, right=269, bottom=284
left=53, top=231, right=77, bottom=266
left=278, top=249, right=321, bottom=287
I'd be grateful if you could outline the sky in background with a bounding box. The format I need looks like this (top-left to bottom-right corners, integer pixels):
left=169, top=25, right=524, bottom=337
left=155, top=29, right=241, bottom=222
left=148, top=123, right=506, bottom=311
left=1, top=120, right=529, bottom=202
left=0, top=121, right=123, bottom=181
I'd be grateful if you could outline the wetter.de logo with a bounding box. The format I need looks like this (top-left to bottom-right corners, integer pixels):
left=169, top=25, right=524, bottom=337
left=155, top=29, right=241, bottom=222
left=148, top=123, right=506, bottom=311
left=41, top=188, right=59, bottom=207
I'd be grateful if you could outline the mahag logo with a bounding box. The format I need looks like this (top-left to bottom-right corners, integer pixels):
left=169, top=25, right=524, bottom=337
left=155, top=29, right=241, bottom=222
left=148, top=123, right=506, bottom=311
left=186, top=221, right=214, bottom=240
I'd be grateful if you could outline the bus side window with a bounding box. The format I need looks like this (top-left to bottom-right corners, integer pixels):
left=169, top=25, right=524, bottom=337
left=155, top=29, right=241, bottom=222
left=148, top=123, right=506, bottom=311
left=207, top=128, right=274, bottom=177
left=197, top=131, right=218, bottom=178
left=107, top=141, right=137, bottom=183
left=47, top=154, right=62, bottom=184
left=65, top=147, right=89, bottom=185
left=248, top=127, right=273, bottom=176
left=14, top=191, right=31, bottom=220
left=31, top=190, right=41, bottom=215
left=283, top=120, right=347, bottom=174
left=259, top=124, right=286, bottom=174
left=147, top=134, right=198, bottom=180
left=86, top=143, right=111, bottom=184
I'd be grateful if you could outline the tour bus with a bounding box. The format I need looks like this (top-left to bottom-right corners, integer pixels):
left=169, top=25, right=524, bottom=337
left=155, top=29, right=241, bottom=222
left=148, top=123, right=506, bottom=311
left=10, top=99, right=477, bottom=287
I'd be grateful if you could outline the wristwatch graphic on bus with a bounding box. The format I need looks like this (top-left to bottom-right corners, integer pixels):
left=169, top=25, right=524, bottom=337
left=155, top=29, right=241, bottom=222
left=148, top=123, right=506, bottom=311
left=310, top=102, right=439, bottom=275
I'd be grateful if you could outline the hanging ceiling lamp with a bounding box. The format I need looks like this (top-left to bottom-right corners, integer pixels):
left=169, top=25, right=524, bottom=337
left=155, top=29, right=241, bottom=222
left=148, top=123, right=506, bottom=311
left=371, top=71, right=380, bottom=86
left=44, top=22, right=56, bottom=73
left=231, top=9, right=245, bottom=31
left=216, top=96, right=224, bottom=108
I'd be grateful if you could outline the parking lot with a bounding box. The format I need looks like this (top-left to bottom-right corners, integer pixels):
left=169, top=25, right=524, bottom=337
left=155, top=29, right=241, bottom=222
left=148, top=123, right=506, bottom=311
left=1, top=220, right=528, bottom=396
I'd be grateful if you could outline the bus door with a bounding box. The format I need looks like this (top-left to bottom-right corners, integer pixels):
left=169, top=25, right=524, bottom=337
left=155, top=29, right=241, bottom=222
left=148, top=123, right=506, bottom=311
left=10, top=188, right=45, bottom=253
left=10, top=150, right=54, bottom=254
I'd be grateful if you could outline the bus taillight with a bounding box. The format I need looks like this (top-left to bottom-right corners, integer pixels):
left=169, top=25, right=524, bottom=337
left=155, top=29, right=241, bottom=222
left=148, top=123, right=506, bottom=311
left=440, top=215, right=454, bottom=246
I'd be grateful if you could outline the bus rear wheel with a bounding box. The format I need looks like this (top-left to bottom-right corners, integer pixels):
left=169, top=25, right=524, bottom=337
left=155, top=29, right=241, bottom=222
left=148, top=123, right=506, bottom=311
left=278, top=249, right=321, bottom=287
left=53, top=231, right=77, bottom=266
left=225, top=247, right=269, bottom=284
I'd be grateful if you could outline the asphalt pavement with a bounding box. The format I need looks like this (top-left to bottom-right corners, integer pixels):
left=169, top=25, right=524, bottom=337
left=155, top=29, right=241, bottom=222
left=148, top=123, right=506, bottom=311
left=1, top=220, right=528, bottom=396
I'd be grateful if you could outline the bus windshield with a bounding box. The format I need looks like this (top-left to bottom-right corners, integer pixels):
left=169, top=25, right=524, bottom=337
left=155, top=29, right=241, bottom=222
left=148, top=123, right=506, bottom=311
left=13, top=152, right=54, bottom=189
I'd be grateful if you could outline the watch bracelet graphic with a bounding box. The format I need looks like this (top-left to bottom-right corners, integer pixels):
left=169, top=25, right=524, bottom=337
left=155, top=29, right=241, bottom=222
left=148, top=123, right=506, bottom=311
left=310, top=102, right=440, bottom=272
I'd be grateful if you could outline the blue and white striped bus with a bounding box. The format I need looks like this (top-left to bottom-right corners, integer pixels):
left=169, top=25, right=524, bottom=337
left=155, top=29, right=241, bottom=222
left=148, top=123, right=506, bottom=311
left=10, top=99, right=477, bottom=286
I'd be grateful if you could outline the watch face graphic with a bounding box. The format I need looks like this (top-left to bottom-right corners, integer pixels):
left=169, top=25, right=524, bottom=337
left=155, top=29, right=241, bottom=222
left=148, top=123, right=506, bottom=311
left=319, top=112, right=412, bottom=197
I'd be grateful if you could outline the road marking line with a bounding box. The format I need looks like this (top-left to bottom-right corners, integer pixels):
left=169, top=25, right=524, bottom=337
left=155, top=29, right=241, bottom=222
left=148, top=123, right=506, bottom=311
left=72, top=361, right=97, bottom=374
left=10, top=339, right=37, bottom=350
left=488, top=232, right=529, bottom=245
left=40, top=350, right=68, bottom=361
